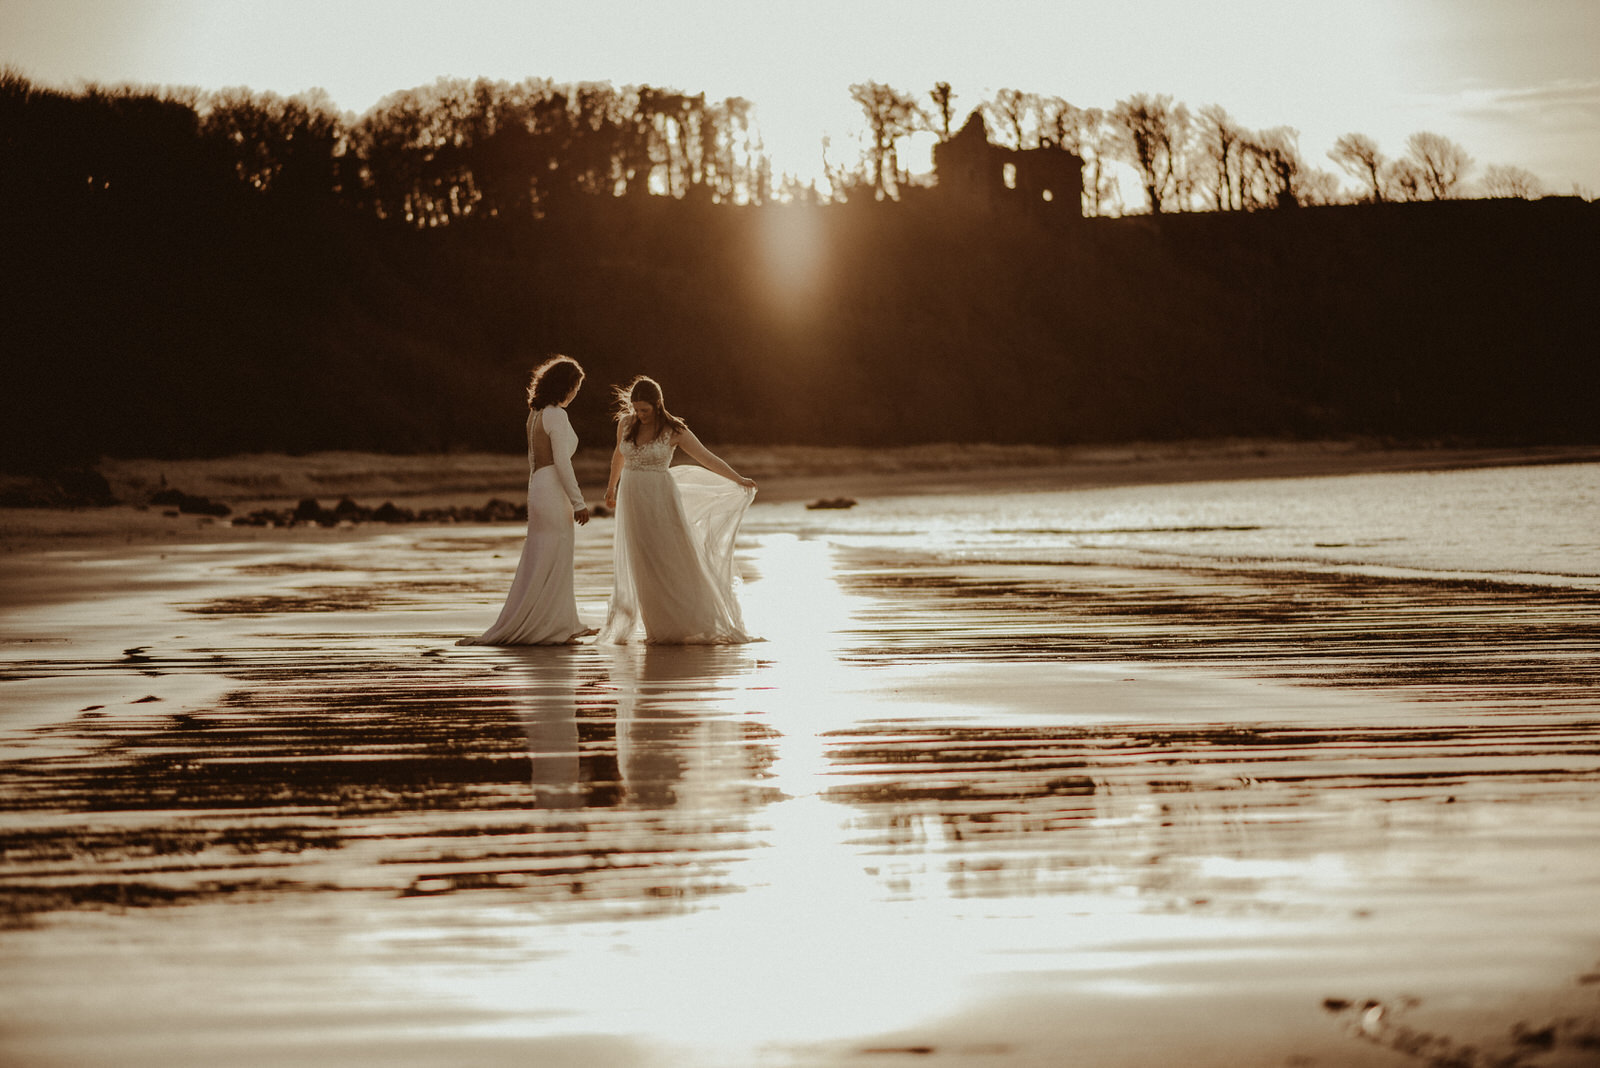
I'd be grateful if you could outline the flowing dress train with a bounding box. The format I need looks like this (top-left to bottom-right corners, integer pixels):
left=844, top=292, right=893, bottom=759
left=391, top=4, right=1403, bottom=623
left=458, top=405, right=588, bottom=646
left=597, top=431, right=755, bottom=645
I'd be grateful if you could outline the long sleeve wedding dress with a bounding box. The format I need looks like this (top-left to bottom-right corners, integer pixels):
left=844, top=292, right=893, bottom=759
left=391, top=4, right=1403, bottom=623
left=459, top=405, right=589, bottom=646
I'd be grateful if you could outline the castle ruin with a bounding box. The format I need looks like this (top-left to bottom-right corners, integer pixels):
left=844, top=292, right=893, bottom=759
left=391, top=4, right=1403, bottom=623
left=932, top=112, right=1084, bottom=217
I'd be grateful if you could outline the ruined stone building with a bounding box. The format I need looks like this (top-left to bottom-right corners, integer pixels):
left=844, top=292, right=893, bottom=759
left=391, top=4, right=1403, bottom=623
left=932, top=112, right=1084, bottom=216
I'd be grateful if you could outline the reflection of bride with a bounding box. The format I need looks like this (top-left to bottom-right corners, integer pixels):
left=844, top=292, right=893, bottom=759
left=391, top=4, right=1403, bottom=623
left=610, top=645, right=760, bottom=809
left=518, top=645, right=758, bottom=810
left=597, top=376, right=757, bottom=645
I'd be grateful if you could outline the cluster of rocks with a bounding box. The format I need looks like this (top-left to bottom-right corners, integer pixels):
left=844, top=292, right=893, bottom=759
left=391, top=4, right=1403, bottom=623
left=149, top=488, right=231, bottom=517
left=230, top=496, right=534, bottom=528
left=0, top=468, right=611, bottom=529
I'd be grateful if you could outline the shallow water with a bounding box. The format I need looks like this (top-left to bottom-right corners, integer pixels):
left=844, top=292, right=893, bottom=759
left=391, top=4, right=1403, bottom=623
left=759, top=461, right=1600, bottom=587
left=3, top=464, right=1600, bottom=1065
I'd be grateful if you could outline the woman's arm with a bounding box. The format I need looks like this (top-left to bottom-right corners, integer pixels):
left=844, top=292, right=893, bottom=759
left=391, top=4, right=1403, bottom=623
left=544, top=408, right=590, bottom=524
left=674, top=428, right=757, bottom=489
left=604, top=420, right=627, bottom=509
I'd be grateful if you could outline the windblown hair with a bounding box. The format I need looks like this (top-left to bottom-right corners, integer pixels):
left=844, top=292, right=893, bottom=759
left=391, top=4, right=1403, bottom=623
left=612, top=375, right=687, bottom=444
left=526, top=355, right=585, bottom=409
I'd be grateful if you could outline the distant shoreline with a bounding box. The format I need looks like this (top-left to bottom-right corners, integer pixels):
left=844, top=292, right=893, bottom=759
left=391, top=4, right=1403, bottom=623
left=49, top=438, right=1600, bottom=503
left=4, top=438, right=1598, bottom=552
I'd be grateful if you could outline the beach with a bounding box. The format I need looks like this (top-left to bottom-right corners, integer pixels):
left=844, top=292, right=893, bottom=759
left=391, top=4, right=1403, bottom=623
left=3, top=443, right=1600, bottom=1066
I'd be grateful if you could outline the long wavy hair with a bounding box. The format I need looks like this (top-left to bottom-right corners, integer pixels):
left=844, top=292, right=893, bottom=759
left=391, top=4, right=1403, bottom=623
left=612, top=375, right=687, bottom=444
left=526, top=355, right=585, bottom=409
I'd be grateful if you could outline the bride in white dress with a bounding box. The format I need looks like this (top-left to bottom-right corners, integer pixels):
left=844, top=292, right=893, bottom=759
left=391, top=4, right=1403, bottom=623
left=459, top=356, right=594, bottom=646
left=598, top=376, right=758, bottom=645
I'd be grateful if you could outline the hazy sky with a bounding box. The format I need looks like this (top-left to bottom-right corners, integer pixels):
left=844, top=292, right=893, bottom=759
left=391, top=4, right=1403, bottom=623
left=3, top=0, right=1597, bottom=196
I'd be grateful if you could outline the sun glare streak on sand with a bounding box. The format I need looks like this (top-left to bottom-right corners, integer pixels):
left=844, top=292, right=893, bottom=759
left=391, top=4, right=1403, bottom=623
left=3, top=464, right=1600, bottom=1065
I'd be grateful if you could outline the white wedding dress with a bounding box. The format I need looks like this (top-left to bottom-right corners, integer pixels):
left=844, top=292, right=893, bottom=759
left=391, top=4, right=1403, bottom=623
left=598, top=431, right=755, bottom=645
left=459, top=406, right=589, bottom=646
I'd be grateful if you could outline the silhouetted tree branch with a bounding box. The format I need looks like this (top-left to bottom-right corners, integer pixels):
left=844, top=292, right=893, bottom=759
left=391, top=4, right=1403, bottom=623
left=1110, top=93, right=1191, bottom=214
left=988, top=88, right=1032, bottom=150
left=1329, top=132, right=1386, bottom=203
left=1481, top=163, right=1542, bottom=200
left=929, top=82, right=956, bottom=143
left=1404, top=131, right=1473, bottom=200
left=1385, top=158, right=1427, bottom=202
left=1239, top=126, right=1302, bottom=210
left=1197, top=105, right=1245, bottom=210
left=848, top=80, right=922, bottom=200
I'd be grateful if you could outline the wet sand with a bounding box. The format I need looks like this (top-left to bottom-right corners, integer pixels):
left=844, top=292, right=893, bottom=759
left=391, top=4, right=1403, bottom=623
left=3, top=455, right=1600, bottom=1066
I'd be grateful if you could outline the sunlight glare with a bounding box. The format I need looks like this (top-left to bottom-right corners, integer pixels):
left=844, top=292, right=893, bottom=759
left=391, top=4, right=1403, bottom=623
left=752, top=206, right=827, bottom=321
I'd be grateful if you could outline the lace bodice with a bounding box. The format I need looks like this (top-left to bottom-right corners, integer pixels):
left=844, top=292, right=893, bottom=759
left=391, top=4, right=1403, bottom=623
left=621, top=430, right=675, bottom=472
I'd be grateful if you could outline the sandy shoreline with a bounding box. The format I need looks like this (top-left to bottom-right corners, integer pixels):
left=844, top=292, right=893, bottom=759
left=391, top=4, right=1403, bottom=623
left=3, top=452, right=1600, bottom=1066
left=6, top=438, right=1599, bottom=552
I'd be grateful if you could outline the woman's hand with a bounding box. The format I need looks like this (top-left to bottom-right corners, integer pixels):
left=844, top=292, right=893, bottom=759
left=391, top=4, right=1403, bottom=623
left=574, top=507, right=591, bottom=526
left=736, top=476, right=757, bottom=490
left=605, top=487, right=617, bottom=510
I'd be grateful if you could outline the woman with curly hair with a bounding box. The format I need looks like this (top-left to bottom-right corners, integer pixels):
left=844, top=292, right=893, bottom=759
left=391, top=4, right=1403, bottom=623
left=460, top=355, right=594, bottom=645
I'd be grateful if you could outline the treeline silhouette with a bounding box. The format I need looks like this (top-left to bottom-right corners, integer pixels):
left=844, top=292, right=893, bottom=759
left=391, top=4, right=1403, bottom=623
left=2, top=72, right=1596, bottom=470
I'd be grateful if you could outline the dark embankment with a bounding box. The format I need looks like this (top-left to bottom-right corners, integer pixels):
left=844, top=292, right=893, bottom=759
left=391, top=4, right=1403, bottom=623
left=2, top=93, right=1595, bottom=469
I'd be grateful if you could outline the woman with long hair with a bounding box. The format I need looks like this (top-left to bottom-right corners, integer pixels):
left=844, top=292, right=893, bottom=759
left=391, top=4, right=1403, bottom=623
left=459, top=355, right=594, bottom=645
left=598, top=375, right=758, bottom=644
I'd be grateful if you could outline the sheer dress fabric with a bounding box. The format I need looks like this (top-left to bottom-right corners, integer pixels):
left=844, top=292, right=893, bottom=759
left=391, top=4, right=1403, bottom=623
left=598, top=430, right=754, bottom=645
left=458, top=406, right=588, bottom=646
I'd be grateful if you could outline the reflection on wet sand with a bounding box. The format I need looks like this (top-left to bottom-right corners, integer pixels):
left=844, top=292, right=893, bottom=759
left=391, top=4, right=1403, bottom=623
left=515, top=644, right=775, bottom=814
left=815, top=554, right=1600, bottom=924
left=837, top=557, right=1600, bottom=704
left=0, top=638, right=778, bottom=921
left=2, top=518, right=1600, bottom=1066
left=520, top=648, right=586, bottom=809
left=606, top=645, right=769, bottom=812
left=496, top=644, right=780, bottom=906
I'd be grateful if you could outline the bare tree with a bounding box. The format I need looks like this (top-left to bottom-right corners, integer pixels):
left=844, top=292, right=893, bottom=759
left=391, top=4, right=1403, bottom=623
left=1295, top=167, right=1343, bottom=206
left=750, top=151, right=774, bottom=205
left=1481, top=163, right=1543, bottom=199
left=1404, top=131, right=1473, bottom=199
left=697, top=95, right=754, bottom=202
left=988, top=88, right=1032, bottom=150
left=821, top=133, right=872, bottom=202
left=1384, top=158, right=1427, bottom=202
left=1031, top=95, right=1065, bottom=148
left=674, top=92, right=709, bottom=191
left=848, top=81, right=922, bottom=199
left=1074, top=110, right=1117, bottom=217
left=635, top=88, right=714, bottom=197
left=569, top=82, right=633, bottom=198
left=1109, top=93, right=1191, bottom=214
left=929, top=82, right=956, bottom=142
left=636, top=86, right=681, bottom=195
left=1196, top=104, right=1244, bottom=210
left=1235, top=126, right=1301, bottom=209
left=606, top=85, right=655, bottom=198
left=1328, top=132, right=1386, bottom=203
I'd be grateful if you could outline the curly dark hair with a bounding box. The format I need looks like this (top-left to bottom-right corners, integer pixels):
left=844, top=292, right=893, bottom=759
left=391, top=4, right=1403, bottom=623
left=526, top=355, right=585, bottom=409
